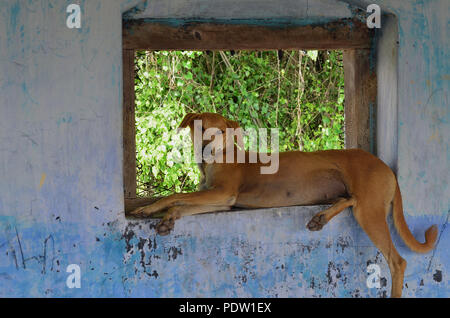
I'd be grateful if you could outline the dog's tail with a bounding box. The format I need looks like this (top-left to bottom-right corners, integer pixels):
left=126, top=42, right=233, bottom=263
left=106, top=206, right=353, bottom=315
left=392, top=180, right=438, bottom=253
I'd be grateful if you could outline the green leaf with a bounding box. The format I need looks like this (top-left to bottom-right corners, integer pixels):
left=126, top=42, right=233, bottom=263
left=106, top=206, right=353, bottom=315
left=307, top=50, right=318, bottom=61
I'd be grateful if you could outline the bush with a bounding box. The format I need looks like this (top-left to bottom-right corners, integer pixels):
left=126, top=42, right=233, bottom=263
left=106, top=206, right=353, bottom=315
left=134, top=50, right=345, bottom=197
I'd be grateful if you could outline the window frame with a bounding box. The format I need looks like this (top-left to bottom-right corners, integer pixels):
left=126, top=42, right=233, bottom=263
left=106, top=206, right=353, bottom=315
left=122, top=19, right=377, bottom=211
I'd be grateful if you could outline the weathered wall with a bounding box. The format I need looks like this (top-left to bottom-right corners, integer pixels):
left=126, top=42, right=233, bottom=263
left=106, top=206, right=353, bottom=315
left=125, top=0, right=353, bottom=20
left=376, top=13, right=398, bottom=171
left=0, top=0, right=448, bottom=297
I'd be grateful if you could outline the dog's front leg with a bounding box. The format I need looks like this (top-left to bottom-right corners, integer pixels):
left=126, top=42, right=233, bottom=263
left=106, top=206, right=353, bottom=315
left=127, top=188, right=237, bottom=217
left=156, top=204, right=232, bottom=235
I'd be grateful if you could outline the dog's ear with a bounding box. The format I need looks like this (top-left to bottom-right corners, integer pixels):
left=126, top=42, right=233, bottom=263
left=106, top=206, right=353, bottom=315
left=178, top=113, right=200, bottom=129
left=226, top=119, right=240, bottom=129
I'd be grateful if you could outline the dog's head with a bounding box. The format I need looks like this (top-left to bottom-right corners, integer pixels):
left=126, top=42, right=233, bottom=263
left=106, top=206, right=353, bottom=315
left=178, top=112, right=244, bottom=161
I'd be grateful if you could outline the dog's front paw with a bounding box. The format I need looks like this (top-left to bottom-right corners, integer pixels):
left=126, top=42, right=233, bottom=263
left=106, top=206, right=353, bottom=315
left=127, top=205, right=159, bottom=218
left=307, top=214, right=327, bottom=231
left=156, top=218, right=175, bottom=236
left=127, top=206, right=149, bottom=218
left=155, top=209, right=181, bottom=235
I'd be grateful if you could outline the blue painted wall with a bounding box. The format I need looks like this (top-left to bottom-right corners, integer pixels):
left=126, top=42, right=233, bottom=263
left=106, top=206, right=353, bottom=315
left=0, top=0, right=448, bottom=297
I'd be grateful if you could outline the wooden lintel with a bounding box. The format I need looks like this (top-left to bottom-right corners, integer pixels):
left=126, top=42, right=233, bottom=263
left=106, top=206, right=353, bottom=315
left=123, top=19, right=372, bottom=50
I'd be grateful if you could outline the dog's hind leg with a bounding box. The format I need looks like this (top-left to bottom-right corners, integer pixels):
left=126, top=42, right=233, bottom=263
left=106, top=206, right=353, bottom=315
left=156, top=205, right=231, bottom=236
left=307, top=197, right=356, bottom=231
left=353, top=201, right=406, bottom=298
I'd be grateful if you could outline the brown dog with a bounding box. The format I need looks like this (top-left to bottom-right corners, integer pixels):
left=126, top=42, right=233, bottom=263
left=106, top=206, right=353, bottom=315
left=129, top=112, right=438, bottom=298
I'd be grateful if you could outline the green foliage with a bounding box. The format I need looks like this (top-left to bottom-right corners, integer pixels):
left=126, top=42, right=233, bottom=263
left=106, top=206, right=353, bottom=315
left=134, top=50, right=345, bottom=197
